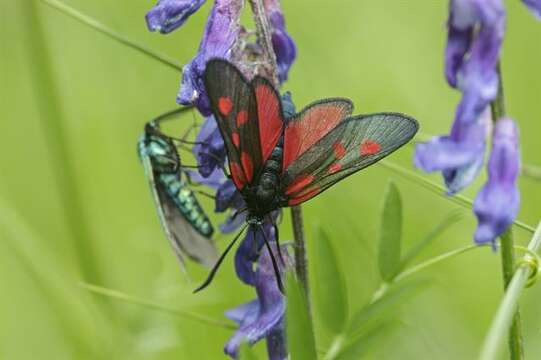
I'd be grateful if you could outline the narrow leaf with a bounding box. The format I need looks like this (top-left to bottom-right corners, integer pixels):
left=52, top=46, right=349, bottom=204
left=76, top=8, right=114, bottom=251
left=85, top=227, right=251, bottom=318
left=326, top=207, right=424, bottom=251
left=400, top=210, right=463, bottom=270
left=287, top=275, right=317, bottom=360
left=346, top=279, right=429, bottom=341
left=335, top=321, right=394, bottom=360
left=378, top=181, right=402, bottom=281
left=314, top=227, right=348, bottom=334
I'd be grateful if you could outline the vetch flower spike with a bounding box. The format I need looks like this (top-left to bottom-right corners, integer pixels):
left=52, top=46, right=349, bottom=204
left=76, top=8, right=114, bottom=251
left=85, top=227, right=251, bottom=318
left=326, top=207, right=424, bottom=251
left=177, top=0, right=243, bottom=115
left=415, top=0, right=505, bottom=193
left=225, top=243, right=289, bottom=359
left=146, top=0, right=207, bottom=34
left=474, top=118, right=520, bottom=246
left=263, top=0, right=297, bottom=82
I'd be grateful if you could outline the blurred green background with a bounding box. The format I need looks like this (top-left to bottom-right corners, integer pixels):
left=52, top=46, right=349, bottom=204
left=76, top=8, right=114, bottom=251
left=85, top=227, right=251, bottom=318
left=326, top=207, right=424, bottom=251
left=1, top=0, right=540, bottom=359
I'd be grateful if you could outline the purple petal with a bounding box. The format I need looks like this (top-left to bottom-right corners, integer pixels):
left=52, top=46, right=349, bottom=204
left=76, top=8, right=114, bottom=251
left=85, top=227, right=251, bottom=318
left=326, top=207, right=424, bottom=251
left=414, top=136, right=483, bottom=172
left=177, top=0, right=243, bottom=115
left=234, top=224, right=273, bottom=285
left=193, top=116, right=226, bottom=177
left=216, top=180, right=245, bottom=212
left=220, top=211, right=246, bottom=233
left=474, top=118, right=520, bottom=245
left=224, top=243, right=287, bottom=358
left=146, top=0, right=207, bottom=34
left=445, top=11, right=473, bottom=87
left=186, top=168, right=225, bottom=188
left=264, top=0, right=296, bottom=82
left=225, top=299, right=260, bottom=325
left=522, top=0, right=541, bottom=19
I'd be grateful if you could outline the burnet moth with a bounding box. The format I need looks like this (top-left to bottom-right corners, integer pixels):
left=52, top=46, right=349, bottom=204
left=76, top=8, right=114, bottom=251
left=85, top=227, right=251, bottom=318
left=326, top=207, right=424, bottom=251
left=195, top=59, right=419, bottom=292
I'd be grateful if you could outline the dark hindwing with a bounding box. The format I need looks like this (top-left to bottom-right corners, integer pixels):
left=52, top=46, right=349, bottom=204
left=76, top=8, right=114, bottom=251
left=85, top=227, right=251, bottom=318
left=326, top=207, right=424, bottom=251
left=154, top=178, right=218, bottom=268
left=204, top=59, right=284, bottom=191
left=280, top=113, right=419, bottom=206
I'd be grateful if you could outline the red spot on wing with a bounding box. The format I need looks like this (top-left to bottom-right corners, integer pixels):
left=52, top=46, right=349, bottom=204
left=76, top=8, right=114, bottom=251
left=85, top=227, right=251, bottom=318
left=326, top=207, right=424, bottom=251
left=218, top=97, right=233, bottom=116
left=241, top=152, right=254, bottom=183
left=230, top=162, right=246, bottom=190
left=288, top=186, right=321, bottom=206
left=284, top=102, right=352, bottom=170
left=255, top=82, right=283, bottom=162
left=285, top=175, right=314, bottom=195
left=333, top=142, right=346, bottom=159
left=360, top=140, right=381, bottom=155
left=236, top=110, right=248, bottom=127
left=328, top=163, right=342, bottom=174
left=232, top=132, right=240, bottom=148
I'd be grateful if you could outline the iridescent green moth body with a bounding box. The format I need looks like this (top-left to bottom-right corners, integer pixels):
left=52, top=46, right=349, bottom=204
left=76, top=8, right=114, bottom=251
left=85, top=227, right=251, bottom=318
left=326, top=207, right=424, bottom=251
left=138, top=108, right=218, bottom=269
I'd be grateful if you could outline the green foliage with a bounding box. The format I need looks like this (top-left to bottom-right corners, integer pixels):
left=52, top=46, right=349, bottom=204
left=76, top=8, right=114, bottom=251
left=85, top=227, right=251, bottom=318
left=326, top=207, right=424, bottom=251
left=400, top=211, right=463, bottom=270
left=378, top=181, right=402, bottom=281
left=314, top=228, right=348, bottom=334
left=286, top=275, right=317, bottom=360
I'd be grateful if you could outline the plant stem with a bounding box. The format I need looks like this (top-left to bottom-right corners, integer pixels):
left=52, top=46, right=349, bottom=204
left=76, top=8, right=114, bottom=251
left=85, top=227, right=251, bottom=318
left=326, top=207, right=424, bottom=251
left=40, top=0, right=182, bottom=72
left=80, top=282, right=236, bottom=329
left=291, top=206, right=310, bottom=303
left=480, top=221, right=541, bottom=360
left=490, top=61, right=524, bottom=360
left=248, top=0, right=279, bottom=86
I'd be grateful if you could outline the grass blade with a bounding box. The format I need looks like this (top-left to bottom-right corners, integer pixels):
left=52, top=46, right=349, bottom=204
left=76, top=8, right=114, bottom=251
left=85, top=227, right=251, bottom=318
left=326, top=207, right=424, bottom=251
left=314, top=227, right=348, bottom=334
left=287, top=275, right=318, bottom=360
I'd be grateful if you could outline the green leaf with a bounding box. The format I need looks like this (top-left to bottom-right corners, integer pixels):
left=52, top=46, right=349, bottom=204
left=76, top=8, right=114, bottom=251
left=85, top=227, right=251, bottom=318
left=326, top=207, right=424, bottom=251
left=239, top=343, right=258, bottom=360
left=314, top=227, right=348, bottom=334
left=335, top=321, right=394, bottom=360
left=378, top=181, right=402, bottom=281
left=400, top=210, right=463, bottom=270
left=287, top=275, right=318, bottom=360
left=346, top=279, right=429, bottom=341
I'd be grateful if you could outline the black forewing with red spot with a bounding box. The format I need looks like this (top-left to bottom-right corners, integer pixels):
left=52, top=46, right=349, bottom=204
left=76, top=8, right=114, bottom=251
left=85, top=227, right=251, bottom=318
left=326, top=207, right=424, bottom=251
left=204, top=59, right=284, bottom=191
left=280, top=113, right=419, bottom=206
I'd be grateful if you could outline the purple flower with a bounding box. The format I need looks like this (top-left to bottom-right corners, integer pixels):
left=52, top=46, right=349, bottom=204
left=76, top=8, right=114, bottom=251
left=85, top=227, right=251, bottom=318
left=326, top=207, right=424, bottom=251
left=234, top=224, right=273, bottom=285
left=474, top=118, right=520, bottom=246
left=193, top=116, right=226, bottom=177
left=225, top=243, right=289, bottom=359
left=415, top=0, right=505, bottom=193
left=177, top=0, right=243, bottom=115
left=146, top=0, right=207, bottom=34
left=522, top=0, right=541, bottom=19
left=264, top=0, right=297, bottom=82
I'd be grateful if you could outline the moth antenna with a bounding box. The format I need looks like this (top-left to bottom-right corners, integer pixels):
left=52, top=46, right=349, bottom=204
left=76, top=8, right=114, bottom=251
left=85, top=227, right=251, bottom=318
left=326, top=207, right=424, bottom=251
left=189, top=189, right=216, bottom=200
left=259, top=224, right=284, bottom=293
left=193, top=225, right=248, bottom=293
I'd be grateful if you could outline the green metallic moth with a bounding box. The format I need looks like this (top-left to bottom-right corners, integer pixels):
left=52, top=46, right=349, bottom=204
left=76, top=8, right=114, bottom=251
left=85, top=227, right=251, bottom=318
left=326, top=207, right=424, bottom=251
left=138, top=107, right=218, bottom=270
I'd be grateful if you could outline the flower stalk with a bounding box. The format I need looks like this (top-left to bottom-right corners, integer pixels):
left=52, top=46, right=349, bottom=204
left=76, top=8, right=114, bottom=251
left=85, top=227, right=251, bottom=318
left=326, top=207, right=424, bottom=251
left=480, top=221, right=541, bottom=360
left=490, top=61, right=524, bottom=360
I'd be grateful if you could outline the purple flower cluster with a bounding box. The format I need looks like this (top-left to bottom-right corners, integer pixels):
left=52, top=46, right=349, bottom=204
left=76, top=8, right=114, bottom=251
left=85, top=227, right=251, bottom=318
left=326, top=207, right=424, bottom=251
left=145, top=0, right=296, bottom=357
left=414, top=0, right=533, bottom=246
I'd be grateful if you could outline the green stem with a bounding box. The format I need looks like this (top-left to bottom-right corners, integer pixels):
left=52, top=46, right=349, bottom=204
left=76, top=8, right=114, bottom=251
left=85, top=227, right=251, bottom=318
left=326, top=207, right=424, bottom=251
left=480, top=221, right=541, bottom=360
left=39, top=0, right=182, bottom=72
left=378, top=160, right=535, bottom=234
left=80, top=282, right=236, bottom=329
left=490, top=61, right=524, bottom=360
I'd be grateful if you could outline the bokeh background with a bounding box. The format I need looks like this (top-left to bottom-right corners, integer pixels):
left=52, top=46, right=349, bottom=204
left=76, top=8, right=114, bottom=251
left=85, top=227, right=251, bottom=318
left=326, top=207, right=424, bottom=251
left=1, top=0, right=541, bottom=359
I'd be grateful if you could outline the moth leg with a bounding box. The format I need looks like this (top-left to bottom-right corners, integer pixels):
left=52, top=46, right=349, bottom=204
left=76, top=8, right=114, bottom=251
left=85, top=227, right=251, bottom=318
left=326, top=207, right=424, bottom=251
left=267, top=215, right=285, bottom=265
left=259, top=224, right=284, bottom=293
